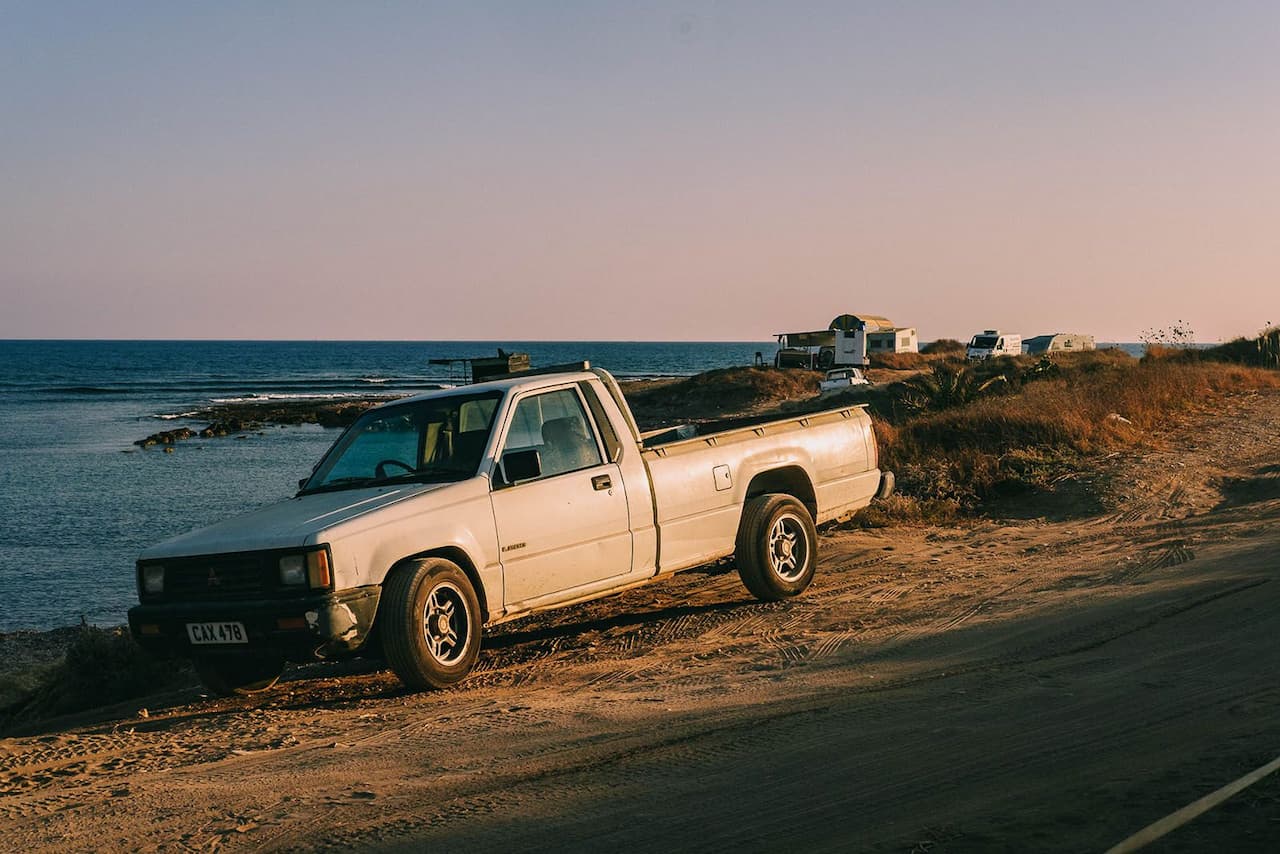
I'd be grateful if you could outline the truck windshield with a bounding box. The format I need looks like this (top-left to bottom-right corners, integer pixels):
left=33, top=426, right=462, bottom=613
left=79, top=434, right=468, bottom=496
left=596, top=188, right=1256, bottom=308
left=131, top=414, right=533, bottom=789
left=971, top=335, right=999, bottom=348
left=300, top=391, right=503, bottom=495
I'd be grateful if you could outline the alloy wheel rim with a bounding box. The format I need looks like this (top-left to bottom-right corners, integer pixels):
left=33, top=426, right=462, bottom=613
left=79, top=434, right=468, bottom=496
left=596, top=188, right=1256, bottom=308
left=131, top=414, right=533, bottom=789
left=768, top=513, right=809, bottom=582
left=422, top=581, right=469, bottom=665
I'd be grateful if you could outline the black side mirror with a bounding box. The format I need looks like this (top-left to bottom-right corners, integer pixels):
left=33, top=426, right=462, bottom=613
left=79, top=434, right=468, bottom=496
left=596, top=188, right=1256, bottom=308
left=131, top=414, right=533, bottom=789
left=501, top=449, right=542, bottom=484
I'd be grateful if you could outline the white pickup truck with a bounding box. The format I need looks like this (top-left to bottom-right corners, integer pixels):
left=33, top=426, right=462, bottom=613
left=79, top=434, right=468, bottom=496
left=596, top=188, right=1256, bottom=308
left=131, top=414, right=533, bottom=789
left=129, top=364, right=892, bottom=694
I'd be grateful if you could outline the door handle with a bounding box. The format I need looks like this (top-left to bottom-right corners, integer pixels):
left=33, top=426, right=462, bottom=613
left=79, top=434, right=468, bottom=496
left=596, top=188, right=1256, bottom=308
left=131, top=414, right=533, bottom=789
left=592, top=474, right=612, bottom=491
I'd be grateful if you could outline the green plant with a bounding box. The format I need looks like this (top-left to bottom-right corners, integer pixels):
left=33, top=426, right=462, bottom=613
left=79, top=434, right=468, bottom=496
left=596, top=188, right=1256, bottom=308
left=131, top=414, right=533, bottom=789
left=898, top=364, right=1007, bottom=414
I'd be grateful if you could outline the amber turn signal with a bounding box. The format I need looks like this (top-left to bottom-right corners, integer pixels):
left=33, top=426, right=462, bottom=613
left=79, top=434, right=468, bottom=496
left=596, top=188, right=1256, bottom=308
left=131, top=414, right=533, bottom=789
left=306, top=549, right=331, bottom=589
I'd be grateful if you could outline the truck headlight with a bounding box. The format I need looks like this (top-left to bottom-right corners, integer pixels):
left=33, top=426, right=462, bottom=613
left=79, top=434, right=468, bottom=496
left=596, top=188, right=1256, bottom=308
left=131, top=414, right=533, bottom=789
left=142, top=565, right=165, bottom=594
left=278, top=549, right=332, bottom=588
left=279, top=554, right=307, bottom=586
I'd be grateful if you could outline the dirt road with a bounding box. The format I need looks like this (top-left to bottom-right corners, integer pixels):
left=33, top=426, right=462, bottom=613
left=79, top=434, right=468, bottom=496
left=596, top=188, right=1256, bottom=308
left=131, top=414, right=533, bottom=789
left=3, top=392, right=1279, bottom=852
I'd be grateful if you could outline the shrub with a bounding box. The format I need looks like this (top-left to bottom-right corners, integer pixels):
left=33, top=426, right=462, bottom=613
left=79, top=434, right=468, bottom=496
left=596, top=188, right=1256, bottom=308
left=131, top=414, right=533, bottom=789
left=1201, top=326, right=1280, bottom=368
left=897, top=364, right=1008, bottom=414
left=2, top=626, right=191, bottom=729
left=920, top=338, right=966, bottom=356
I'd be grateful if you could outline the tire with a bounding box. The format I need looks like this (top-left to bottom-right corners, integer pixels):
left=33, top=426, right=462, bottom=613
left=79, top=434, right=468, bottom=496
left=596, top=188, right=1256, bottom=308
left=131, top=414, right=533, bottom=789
left=735, top=494, right=818, bottom=602
left=381, top=558, right=482, bottom=690
left=193, top=652, right=285, bottom=696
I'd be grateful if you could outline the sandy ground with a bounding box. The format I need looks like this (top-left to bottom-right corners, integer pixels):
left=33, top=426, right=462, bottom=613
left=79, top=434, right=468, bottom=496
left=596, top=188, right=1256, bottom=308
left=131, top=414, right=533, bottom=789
left=3, top=391, right=1280, bottom=851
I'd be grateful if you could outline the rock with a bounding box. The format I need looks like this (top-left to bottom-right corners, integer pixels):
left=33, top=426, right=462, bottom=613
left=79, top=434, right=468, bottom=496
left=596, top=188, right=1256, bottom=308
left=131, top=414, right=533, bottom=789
left=1105, top=413, right=1133, bottom=425
left=134, top=427, right=197, bottom=447
left=200, top=418, right=261, bottom=438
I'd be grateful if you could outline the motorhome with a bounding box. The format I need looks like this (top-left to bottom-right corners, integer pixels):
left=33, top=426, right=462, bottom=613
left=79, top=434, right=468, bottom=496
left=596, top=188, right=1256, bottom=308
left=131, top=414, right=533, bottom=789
left=775, top=314, right=915, bottom=369
left=1024, top=333, right=1095, bottom=355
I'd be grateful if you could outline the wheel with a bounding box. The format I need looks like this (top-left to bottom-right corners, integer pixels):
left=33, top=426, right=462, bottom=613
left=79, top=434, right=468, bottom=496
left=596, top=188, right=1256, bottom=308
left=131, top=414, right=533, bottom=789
left=380, top=558, right=482, bottom=690
left=193, top=652, right=285, bottom=696
left=735, top=494, right=818, bottom=602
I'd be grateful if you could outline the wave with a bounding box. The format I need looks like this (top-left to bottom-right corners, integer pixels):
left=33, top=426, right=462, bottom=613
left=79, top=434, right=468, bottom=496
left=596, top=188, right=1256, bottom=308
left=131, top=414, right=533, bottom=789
left=207, top=391, right=409, bottom=404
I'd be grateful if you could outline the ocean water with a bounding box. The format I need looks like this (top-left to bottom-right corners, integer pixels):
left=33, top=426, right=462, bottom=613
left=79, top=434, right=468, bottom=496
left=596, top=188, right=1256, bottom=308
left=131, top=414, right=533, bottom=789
left=0, top=340, right=774, bottom=631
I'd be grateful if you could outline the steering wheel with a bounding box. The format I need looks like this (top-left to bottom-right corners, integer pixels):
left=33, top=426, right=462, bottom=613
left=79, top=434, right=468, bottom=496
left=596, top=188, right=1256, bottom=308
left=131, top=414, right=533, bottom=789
left=375, top=458, right=415, bottom=479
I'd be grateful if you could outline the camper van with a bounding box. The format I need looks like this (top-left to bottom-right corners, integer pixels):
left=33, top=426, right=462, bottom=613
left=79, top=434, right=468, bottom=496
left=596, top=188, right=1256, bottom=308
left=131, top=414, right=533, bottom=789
left=966, top=330, right=1022, bottom=360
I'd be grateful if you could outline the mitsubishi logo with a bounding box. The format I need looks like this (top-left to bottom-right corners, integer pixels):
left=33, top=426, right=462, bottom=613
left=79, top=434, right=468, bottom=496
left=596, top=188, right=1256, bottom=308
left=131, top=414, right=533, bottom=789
left=207, top=567, right=221, bottom=587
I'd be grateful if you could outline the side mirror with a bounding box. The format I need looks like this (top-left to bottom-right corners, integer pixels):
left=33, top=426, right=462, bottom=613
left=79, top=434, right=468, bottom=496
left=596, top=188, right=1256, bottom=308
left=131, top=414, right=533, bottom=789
left=501, top=449, right=542, bottom=484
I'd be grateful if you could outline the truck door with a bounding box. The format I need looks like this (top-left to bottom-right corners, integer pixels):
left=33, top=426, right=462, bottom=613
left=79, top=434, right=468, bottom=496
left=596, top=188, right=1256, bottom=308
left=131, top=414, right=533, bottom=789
left=489, top=386, right=633, bottom=607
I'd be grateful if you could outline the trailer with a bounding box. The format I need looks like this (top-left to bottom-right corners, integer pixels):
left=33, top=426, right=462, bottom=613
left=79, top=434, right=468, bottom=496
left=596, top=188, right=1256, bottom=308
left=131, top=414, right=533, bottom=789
left=775, top=314, right=914, bottom=369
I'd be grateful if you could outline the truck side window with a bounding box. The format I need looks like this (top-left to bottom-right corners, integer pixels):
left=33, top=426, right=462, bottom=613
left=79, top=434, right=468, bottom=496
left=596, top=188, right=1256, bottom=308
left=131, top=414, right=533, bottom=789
left=504, top=388, right=603, bottom=479
left=578, top=381, right=622, bottom=463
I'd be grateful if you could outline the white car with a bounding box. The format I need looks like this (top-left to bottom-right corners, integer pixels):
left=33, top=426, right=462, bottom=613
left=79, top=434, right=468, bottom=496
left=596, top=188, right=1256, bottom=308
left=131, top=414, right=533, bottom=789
left=130, top=364, right=892, bottom=694
left=819, top=368, right=871, bottom=393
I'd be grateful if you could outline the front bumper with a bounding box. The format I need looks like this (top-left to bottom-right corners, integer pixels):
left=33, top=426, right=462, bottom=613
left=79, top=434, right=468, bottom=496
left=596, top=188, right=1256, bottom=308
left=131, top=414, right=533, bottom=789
left=128, top=585, right=381, bottom=661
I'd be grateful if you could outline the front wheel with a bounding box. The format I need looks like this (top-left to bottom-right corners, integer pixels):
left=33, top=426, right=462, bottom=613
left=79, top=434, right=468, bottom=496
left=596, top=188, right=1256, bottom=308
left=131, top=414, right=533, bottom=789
left=193, top=652, right=286, bottom=696
left=735, top=494, right=818, bottom=602
left=381, top=558, right=482, bottom=690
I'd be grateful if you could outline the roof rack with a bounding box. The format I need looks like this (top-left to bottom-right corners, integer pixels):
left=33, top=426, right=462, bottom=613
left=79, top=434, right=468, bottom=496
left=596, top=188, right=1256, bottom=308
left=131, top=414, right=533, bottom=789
left=484, top=361, right=592, bottom=382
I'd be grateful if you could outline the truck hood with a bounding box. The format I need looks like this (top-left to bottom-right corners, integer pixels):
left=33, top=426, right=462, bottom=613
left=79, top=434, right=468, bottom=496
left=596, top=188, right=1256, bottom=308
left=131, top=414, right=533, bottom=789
left=138, top=482, right=456, bottom=560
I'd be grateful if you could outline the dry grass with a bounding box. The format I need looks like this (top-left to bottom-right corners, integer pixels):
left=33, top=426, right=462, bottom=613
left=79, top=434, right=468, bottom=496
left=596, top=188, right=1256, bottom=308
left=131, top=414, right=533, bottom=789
left=920, top=338, right=967, bottom=356
left=868, top=351, right=931, bottom=370
left=1, top=627, right=191, bottom=731
left=625, top=367, right=822, bottom=427
left=865, top=356, right=1280, bottom=518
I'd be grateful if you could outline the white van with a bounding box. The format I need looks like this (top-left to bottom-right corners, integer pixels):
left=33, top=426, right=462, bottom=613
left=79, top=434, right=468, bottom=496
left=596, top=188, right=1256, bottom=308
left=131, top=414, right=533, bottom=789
left=966, top=330, right=1022, bottom=360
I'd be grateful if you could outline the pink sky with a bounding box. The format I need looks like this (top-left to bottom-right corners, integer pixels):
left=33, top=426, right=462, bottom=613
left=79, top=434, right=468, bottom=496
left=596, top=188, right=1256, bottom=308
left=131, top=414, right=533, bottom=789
left=2, top=3, right=1277, bottom=342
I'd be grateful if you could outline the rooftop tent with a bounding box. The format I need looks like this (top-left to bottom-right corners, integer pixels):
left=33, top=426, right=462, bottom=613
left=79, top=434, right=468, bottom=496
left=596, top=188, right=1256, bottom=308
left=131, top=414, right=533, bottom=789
left=830, top=314, right=894, bottom=332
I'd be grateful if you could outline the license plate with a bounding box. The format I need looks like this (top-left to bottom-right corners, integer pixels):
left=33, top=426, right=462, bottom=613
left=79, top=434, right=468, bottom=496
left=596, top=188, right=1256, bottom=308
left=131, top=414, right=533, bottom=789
left=186, top=621, right=249, bottom=645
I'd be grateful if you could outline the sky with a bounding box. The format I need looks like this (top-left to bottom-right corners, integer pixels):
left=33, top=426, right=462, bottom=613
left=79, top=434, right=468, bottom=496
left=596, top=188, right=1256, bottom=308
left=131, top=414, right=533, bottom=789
left=1, top=1, right=1277, bottom=343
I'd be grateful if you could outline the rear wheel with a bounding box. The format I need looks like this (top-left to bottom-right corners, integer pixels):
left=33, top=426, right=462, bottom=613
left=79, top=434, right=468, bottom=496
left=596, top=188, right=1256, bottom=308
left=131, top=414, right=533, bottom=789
left=193, top=652, right=285, bottom=696
left=736, top=494, right=818, bottom=601
left=381, top=558, right=482, bottom=690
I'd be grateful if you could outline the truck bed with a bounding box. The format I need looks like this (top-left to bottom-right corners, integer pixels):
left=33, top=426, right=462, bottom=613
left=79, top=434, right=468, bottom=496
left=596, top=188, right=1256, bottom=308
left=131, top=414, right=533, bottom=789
left=639, top=405, right=870, bottom=455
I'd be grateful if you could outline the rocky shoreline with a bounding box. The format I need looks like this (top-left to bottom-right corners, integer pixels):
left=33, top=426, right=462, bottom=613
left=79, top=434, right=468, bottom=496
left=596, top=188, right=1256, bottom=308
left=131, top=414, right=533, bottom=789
left=135, top=396, right=402, bottom=447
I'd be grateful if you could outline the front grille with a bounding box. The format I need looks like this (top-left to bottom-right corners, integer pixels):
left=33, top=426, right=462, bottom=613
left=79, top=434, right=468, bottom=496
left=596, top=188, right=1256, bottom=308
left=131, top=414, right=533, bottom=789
left=162, top=554, right=272, bottom=601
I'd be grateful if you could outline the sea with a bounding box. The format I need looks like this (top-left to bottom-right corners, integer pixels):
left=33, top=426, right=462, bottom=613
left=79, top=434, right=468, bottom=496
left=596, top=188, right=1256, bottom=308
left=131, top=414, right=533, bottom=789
left=0, top=340, right=778, bottom=632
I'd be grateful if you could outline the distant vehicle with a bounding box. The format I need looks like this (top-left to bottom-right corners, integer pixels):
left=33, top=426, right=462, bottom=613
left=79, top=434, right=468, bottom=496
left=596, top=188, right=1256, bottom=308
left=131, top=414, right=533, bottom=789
left=967, top=331, right=1022, bottom=360
left=130, top=364, right=894, bottom=695
left=819, top=368, right=871, bottom=393
left=1024, top=333, right=1095, bottom=355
